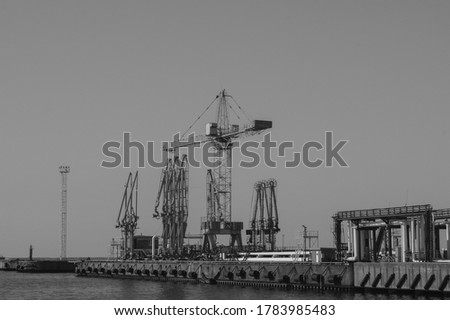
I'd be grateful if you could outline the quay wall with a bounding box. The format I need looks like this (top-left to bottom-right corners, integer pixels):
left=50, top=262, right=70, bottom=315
left=76, top=260, right=353, bottom=289
left=75, top=260, right=450, bottom=295
left=354, top=262, right=450, bottom=293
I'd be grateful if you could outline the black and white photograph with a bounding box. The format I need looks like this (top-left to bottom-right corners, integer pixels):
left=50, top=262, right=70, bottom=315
left=0, top=0, right=449, bottom=317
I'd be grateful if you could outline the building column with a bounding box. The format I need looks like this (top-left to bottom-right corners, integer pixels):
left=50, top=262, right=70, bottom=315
left=417, top=217, right=425, bottom=260
left=347, top=221, right=353, bottom=256
left=410, top=219, right=416, bottom=261
left=387, top=225, right=392, bottom=257
left=401, top=222, right=407, bottom=262
left=434, top=226, right=441, bottom=259
left=419, top=216, right=427, bottom=261
left=446, top=223, right=450, bottom=259
left=372, top=229, right=377, bottom=261
left=353, top=226, right=360, bottom=261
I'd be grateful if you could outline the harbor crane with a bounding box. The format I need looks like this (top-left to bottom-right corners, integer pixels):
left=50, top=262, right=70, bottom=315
left=116, top=171, right=138, bottom=259
left=246, top=178, right=280, bottom=251
left=154, top=155, right=189, bottom=255
left=163, top=89, right=272, bottom=252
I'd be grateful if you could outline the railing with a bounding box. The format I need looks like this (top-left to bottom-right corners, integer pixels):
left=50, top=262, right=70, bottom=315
left=334, top=204, right=432, bottom=221
left=433, top=208, right=450, bottom=220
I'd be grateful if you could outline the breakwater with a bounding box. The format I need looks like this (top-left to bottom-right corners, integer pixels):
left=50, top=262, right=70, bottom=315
left=1, top=259, right=75, bottom=273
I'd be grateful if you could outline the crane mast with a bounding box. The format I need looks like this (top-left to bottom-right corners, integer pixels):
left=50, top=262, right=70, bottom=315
left=213, top=90, right=233, bottom=223
left=217, top=90, right=230, bottom=135
left=202, top=90, right=272, bottom=251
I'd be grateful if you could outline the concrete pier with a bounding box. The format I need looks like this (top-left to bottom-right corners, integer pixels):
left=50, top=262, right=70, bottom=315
left=76, top=260, right=353, bottom=290
left=354, top=262, right=450, bottom=293
left=76, top=259, right=450, bottom=295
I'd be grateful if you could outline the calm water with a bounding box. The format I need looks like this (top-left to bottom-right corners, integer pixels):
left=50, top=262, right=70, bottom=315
left=0, top=272, right=443, bottom=300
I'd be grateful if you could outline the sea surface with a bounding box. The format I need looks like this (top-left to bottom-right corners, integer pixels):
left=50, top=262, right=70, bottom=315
left=0, top=272, right=444, bottom=300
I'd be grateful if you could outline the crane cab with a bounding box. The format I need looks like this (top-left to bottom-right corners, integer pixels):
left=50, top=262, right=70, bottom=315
left=206, top=122, right=218, bottom=136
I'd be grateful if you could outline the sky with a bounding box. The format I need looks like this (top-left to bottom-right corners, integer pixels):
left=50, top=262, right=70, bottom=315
left=0, top=0, right=449, bottom=258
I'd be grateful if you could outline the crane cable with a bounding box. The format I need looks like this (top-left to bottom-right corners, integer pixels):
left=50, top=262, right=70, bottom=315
left=230, top=96, right=253, bottom=123
left=227, top=103, right=241, bottom=121
left=181, top=95, right=219, bottom=140
left=180, top=93, right=255, bottom=141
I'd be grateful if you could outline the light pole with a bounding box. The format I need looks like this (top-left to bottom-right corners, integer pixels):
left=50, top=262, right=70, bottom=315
left=59, top=165, right=70, bottom=260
